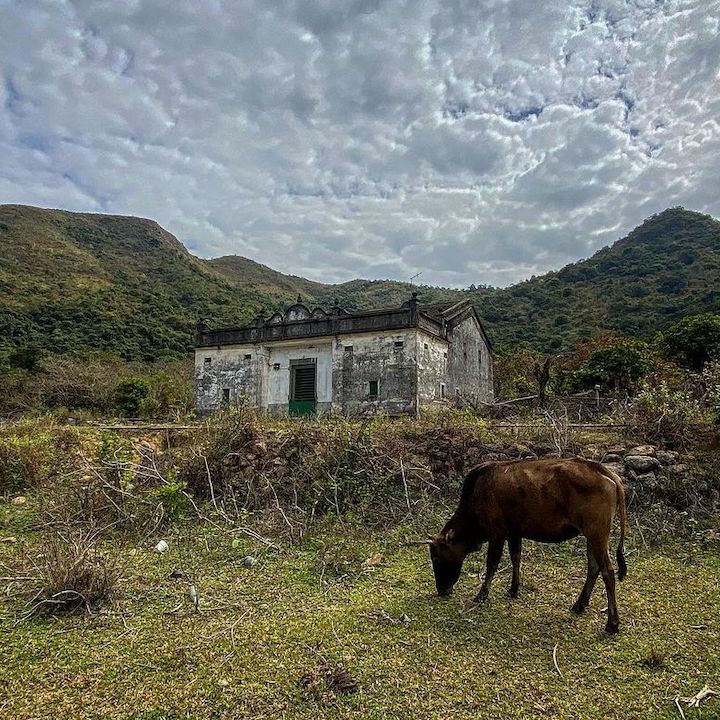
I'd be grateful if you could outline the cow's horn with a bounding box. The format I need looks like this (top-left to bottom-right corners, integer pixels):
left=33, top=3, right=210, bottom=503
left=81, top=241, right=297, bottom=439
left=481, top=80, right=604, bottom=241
left=407, top=539, right=433, bottom=546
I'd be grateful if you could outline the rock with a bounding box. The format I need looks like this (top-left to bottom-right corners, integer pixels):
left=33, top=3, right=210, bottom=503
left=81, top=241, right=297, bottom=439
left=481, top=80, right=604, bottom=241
left=530, top=443, right=556, bottom=457
left=657, top=450, right=680, bottom=465
left=624, top=455, right=661, bottom=474
left=169, top=568, right=184, bottom=579
left=241, top=555, right=257, bottom=568
left=602, top=453, right=623, bottom=463
left=1, top=536, right=17, bottom=544
left=603, top=462, right=626, bottom=478
left=152, top=540, right=169, bottom=553
left=506, top=443, right=530, bottom=457
left=629, top=445, right=657, bottom=457
left=11, top=496, right=27, bottom=506
left=667, top=463, right=691, bottom=477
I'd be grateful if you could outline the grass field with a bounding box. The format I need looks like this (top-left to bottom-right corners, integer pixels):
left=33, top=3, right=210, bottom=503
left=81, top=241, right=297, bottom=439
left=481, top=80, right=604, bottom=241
left=1, top=497, right=719, bottom=720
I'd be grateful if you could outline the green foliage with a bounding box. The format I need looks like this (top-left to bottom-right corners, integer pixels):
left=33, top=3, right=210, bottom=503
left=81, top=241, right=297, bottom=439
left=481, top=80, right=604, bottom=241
left=6, top=345, right=46, bottom=371
left=659, top=312, right=720, bottom=370
left=0, top=422, right=55, bottom=491
left=574, top=340, right=654, bottom=393
left=112, top=377, right=157, bottom=417
left=631, top=382, right=713, bottom=448
left=3, top=204, right=720, bottom=359
left=152, top=469, right=190, bottom=523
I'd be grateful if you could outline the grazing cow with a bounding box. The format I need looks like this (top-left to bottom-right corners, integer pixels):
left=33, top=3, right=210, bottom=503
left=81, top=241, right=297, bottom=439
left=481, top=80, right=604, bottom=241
left=427, top=457, right=627, bottom=633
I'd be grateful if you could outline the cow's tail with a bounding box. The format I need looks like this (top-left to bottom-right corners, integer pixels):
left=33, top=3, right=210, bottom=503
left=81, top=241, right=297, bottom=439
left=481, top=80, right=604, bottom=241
left=600, top=465, right=628, bottom=581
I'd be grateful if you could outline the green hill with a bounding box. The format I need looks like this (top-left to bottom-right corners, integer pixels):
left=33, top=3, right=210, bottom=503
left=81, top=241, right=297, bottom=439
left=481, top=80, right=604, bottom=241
left=1, top=204, right=719, bottom=358
left=472, top=208, right=720, bottom=350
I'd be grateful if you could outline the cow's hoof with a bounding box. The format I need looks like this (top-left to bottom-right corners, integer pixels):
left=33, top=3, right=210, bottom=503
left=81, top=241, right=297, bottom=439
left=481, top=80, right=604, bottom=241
left=507, top=586, right=520, bottom=599
left=570, top=601, right=587, bottom=614
left=472, top=593, right=489, bottom=607
left=604, top=621, right=620, bottom=635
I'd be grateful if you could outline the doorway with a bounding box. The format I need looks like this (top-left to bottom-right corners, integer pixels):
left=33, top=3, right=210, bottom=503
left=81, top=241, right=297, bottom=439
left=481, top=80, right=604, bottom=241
left=289, top=360, right=316, bottom=416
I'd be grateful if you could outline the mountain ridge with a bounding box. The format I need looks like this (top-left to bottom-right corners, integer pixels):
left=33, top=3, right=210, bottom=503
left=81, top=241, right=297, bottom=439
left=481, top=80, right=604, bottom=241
left=1, top=204, right=718, bottom=358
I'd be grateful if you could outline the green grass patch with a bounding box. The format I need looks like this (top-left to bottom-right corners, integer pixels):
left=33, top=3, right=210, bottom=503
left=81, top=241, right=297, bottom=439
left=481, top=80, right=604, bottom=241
left=1, top=515, right=718, bottom=720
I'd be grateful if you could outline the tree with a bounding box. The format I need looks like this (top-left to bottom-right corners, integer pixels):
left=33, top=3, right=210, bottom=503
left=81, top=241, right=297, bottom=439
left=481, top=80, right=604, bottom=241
left=659, top=313, right=720, bottom=370
left=112, top=377, right=156, bottom=417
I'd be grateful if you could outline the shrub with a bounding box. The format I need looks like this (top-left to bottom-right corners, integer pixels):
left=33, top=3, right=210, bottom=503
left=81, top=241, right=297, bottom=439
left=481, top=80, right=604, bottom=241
left=33, top=529, right=122, bottom=614
left=0, top=420, right=57, bottom=491
left=112, top=377, right=157, bottom=417
left=630, top=382, right=713, bottom=448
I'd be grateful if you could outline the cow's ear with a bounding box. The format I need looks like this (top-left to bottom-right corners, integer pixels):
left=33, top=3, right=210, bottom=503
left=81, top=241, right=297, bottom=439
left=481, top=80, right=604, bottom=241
left=445, top=529, right=456, bottom=544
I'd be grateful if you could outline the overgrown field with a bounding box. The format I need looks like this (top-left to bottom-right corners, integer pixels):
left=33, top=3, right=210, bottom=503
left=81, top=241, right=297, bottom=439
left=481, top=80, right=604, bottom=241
left=1, top=411, right=719, bottom=719
left=1, top=515, right=719, bottom=720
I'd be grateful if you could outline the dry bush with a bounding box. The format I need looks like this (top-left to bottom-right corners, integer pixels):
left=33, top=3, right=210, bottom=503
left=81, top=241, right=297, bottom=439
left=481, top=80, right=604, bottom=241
left=179, top=407, right=494, bottom=533
left=30, top=528, right=122, bottom=615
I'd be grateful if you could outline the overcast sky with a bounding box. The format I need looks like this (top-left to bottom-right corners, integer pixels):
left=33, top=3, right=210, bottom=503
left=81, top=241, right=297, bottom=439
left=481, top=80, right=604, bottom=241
left=1, top=0, right=719, bottom=287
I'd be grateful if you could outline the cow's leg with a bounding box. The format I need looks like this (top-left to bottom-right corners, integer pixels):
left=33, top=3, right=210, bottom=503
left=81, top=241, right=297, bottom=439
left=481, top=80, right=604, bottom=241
left=508, top=536, right=522, bottom=598
left=585, top=534, right=620, bottom=633
left=473, top=538, right=505, bottom=606
left=571, top=538, right=600, bottom=614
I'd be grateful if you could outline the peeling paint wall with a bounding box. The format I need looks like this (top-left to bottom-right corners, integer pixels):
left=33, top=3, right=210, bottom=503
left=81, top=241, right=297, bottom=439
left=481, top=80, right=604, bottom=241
left=331, top=329, right=418, bottom=416
left=446, top=314, right=494, bottom=404
left=194, top=320, right=492, bottom=415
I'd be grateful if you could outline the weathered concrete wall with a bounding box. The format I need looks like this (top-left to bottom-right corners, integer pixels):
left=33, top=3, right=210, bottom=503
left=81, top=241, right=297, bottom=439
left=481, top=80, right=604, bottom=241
left=416, top=332, right=449, bottom=406
left=195, top=341, right=333, bottom=415
left=446, top=314, right=494, bottom=404
left=331, top=329, right=418, bottom=416
left=195, top=320, right=492, bottom=415
left=194, top=344, right=262, bottom=414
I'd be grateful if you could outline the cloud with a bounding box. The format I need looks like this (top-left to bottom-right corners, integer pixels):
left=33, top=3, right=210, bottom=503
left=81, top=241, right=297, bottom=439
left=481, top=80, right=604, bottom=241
left=1, top=0, right=719, bottom=288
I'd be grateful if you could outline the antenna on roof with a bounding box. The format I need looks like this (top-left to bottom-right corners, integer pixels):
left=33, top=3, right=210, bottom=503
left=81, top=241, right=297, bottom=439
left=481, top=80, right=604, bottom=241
left=409, top=272, right=422, bottom=285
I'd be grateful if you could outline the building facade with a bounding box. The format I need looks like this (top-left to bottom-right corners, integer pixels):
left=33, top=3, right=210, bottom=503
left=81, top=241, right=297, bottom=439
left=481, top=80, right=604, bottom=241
left=194, top=294, right=493, bottom=416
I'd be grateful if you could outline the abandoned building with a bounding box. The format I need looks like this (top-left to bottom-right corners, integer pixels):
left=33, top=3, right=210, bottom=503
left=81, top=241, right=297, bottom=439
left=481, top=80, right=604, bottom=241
left=194, top=294, right=493, bottom=416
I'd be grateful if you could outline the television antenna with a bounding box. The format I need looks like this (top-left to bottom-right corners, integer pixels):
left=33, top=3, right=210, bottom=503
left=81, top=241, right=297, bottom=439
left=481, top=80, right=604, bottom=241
left=409, top=272, right=422, bottom=285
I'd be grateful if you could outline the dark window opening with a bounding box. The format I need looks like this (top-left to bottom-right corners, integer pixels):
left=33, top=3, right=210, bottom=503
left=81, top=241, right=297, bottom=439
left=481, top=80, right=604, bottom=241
left=394, top=341, right=404, bottom=348
left=222, top=388, right=230, bottom=403
left=292, top=365, right=316, bottom=401
left=440, top=383, right=446, bottom=399
left=244, top=353, right=252, bottom=360
left=344, top=345, right=353, bottom=354
left=204, top=357, right=212, bottom=367
left=369, top=380, right=379, bottom=398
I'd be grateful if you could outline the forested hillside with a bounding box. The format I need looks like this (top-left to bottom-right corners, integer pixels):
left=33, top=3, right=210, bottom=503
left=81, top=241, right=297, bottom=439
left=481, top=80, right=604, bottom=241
left=1, top=204, right=719, bottom=358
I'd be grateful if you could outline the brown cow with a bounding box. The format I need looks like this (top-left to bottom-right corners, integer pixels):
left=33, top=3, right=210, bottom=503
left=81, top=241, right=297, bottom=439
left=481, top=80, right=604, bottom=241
left=428, top=457, right=627, bottom=633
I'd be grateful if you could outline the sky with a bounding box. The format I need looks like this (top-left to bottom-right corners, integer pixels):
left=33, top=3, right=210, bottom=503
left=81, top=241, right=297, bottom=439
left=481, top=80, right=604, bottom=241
left=1, top=0, right=719, bottom=288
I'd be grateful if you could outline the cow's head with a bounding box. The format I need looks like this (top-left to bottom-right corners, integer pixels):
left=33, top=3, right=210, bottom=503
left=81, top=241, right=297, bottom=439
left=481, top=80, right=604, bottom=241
left=429, top=529, right=466, bottom=597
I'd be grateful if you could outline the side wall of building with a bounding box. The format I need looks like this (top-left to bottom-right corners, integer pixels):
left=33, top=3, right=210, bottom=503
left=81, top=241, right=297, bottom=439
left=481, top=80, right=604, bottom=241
left=446, top=314, right=494, bottom=404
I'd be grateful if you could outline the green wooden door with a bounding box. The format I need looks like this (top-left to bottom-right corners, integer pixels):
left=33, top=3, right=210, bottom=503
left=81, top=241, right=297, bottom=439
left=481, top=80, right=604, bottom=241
left=289, top=364, right=316, bottom=416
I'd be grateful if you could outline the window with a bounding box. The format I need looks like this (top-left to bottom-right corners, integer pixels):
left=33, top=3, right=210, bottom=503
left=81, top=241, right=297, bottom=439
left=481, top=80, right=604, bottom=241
left=424, top=343, right=429, bottom=351
left=222, top=388, right=230, bottom=403
left=394, top=340, right=404, bottom=348
left=440, top=383, right=446, bottom=399
left=273, top=362, right=281, bottom=370
left=244, top=353, right=252, bottom=360
left=368, top=380, right=379, bottom=398
left=204, top=357, right=212, bottom=368
left=344, top=345, right=353, bottom=354
left=443, top=352, right=448, bottom=360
